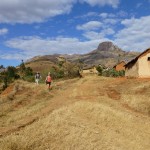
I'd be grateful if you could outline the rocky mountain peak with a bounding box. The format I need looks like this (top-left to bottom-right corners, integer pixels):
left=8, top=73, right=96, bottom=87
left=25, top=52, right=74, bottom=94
left=97, top=41, right=120, bottom=51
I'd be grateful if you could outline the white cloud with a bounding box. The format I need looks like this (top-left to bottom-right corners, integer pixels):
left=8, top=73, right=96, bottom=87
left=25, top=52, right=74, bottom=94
left=99, top=13, right=116, bottom=18
left=77, top=21, right=102, bottom=31
left=100, top=11, right=128, bottom=19
left=80, top=0, right=120, bottom=8
left=99, top=13, right=108, bottom=18
left=103, top=18, right=119, bottom=24
left=0, top=28, right=8, bottom=35
left=83, top=31, right=104, bottom=40
left=117, top=10, right=128, bottom=17
left=76, top=12, right=98, bottom=19
left=0, top=0, right=120, bottom=24
left=3, top=16, right=150, bottom=60
left=0, top=0, right=76, bottom=23
left=102, top=28, right=115, bottom=35
left=83, top=28, right=115, bottom=40
left=3, top=36, right=109, bottom=60
left=0, top=53, right=26, bottom=60
left=114, top=16, right=150, bottom=51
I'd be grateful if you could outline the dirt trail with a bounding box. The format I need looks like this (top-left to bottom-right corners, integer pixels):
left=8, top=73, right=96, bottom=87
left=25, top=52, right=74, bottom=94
left=0, top=75, right=149, bottom=138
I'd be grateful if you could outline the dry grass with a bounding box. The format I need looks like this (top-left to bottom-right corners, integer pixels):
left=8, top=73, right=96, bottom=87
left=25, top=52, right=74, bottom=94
left=0, top=101, right=150, bottom=150
left=26, top=60, right=54, bottom=72
left=0, top=80, right=54, bottom=127
left=110, top=79, right=150, bottom=115
left=0, top=75, right=150, bottom=149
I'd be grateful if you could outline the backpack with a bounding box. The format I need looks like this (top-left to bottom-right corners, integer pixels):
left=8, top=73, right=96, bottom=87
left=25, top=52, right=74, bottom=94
left=35, top=73, right=40, bottom=79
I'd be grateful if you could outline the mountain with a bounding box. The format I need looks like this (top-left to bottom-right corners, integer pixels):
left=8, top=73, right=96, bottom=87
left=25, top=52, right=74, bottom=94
left=66, top=41, right=140, bottom=67
left=97, top=41, right=121, bottom=51
left=26, top=41, right=140, bottom=69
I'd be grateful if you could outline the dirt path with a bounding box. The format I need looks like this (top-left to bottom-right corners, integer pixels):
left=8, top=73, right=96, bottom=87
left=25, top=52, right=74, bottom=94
left=0, top=75, right=149, bottom=138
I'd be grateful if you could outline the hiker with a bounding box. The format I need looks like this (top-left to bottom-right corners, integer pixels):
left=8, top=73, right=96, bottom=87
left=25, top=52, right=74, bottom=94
left=45, top=72, right=52, bottom=90
left=35, top=72, right=41, bottom=85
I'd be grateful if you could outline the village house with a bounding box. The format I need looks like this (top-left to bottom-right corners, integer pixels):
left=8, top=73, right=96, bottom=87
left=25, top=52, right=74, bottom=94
left=56, top=56, right=66, bottom=63
left=113, top=61, right=126, bottom=71
left=82, top=66, right=98, bottom=74
left=0, top=68, right=6, bottom=73
left=125, top=48, right=150, bottom=78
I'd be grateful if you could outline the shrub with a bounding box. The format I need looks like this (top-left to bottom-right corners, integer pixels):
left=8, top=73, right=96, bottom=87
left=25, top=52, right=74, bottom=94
left=23, top=76, right=35, bottom=82
left=17, top=60, right=34, bottom=82
left=101, top=68, right=125, bottom=77
left=2, top=76, right=8, bottom=90
left=25, top=67, right=33, bottom=76
left=57, top=70, right=65, bottom=78
left=7, top=66, right=17, bottom=79
left=96, top=66, right=103, bottom=75
left=48, top=63, right=80, bottom=80
left=49, top=67, right=65, bottom=79
left=118, top=70, right=125, bottom=77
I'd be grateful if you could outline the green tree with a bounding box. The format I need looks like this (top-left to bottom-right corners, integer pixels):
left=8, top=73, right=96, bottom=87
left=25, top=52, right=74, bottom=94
left=7, top=66, right=17, bottom=79
left=2, top=76, right=8, bottom=90
left=25, top=67, right=33, bottom=76
left=20, top=60, right=26, bottom=73
left=0, top=65, right=4, bottom=69
left=0, top=71, right=8, bottom=90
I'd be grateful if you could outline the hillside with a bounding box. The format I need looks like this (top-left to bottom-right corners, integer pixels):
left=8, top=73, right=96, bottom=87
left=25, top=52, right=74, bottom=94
left=25, top=60, right=56, bottom=76
left=66, top=41, right=140, bottom=67
left=0, top=75, right=150, bottom=149
left=25, top=54, right=60, bottom=73
left=26, top=41, right=140, bottom=69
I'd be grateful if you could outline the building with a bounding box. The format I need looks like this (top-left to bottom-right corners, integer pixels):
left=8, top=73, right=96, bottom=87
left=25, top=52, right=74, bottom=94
left=125, top=48, right=150, bottom=78
left=113, top=61, right=126, bottom=71
left=82, top=66, right=98, bottom=74
left=0, top=68, right=6, bottom=73
left=56, top=56, right=66, bottom=63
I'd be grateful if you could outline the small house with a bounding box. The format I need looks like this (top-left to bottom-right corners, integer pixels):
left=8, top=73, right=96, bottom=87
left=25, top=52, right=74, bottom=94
left=125, top=48, right=150, bottom=78
left=56, top=56, right=66, bottom=63
left=113, top=61, right=126, bottom=71
left=82, top=66, right=98, bottom=74
left=0, top=68, right=6, bottom=73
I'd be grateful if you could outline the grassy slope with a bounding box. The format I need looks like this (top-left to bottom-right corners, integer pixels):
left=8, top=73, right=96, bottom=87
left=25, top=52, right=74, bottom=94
left=0, top=75, right=150, bottom=150
left=25, top=60, right=56, bottom=77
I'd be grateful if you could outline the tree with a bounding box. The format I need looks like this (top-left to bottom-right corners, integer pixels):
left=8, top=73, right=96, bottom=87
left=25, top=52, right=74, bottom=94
left=2, top=76, right=8, bottom=90
left=18, top=60, right=34, bottom=81
left=20, top=60, right=26, bottom=73
left=77, top=59, right=84, bottom=71
left=7, top=66, right=17, bottom=79
left=0, top=65, right=4, bottom=69
left=25, top=67, right=33, bottom=76
left=0, top=71, right=8, bottom=90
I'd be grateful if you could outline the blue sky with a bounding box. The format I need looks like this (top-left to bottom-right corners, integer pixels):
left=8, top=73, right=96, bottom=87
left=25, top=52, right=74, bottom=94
left=0, top=0, right=150, bottom=67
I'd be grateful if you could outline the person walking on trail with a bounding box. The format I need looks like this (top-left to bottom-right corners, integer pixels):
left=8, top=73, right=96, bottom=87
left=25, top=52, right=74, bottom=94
left=45, top=72, right=52, bottom=90
left=35, top=72, right=41, bottom=85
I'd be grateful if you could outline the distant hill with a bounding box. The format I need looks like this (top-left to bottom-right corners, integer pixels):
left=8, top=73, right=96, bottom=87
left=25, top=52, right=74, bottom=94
left=65, top=41, right=140, bottom=67
left=26, top=41, right=140, bottom=70
left=26, top=54, right=60, bottom=64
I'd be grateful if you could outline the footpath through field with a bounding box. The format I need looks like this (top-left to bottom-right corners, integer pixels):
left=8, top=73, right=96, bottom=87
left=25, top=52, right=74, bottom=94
left=0, top=75, right=150, bottom=150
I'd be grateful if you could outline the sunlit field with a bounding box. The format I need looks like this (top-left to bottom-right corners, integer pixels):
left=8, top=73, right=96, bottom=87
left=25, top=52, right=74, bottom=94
left=0, top=75, right=150, bottom=150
